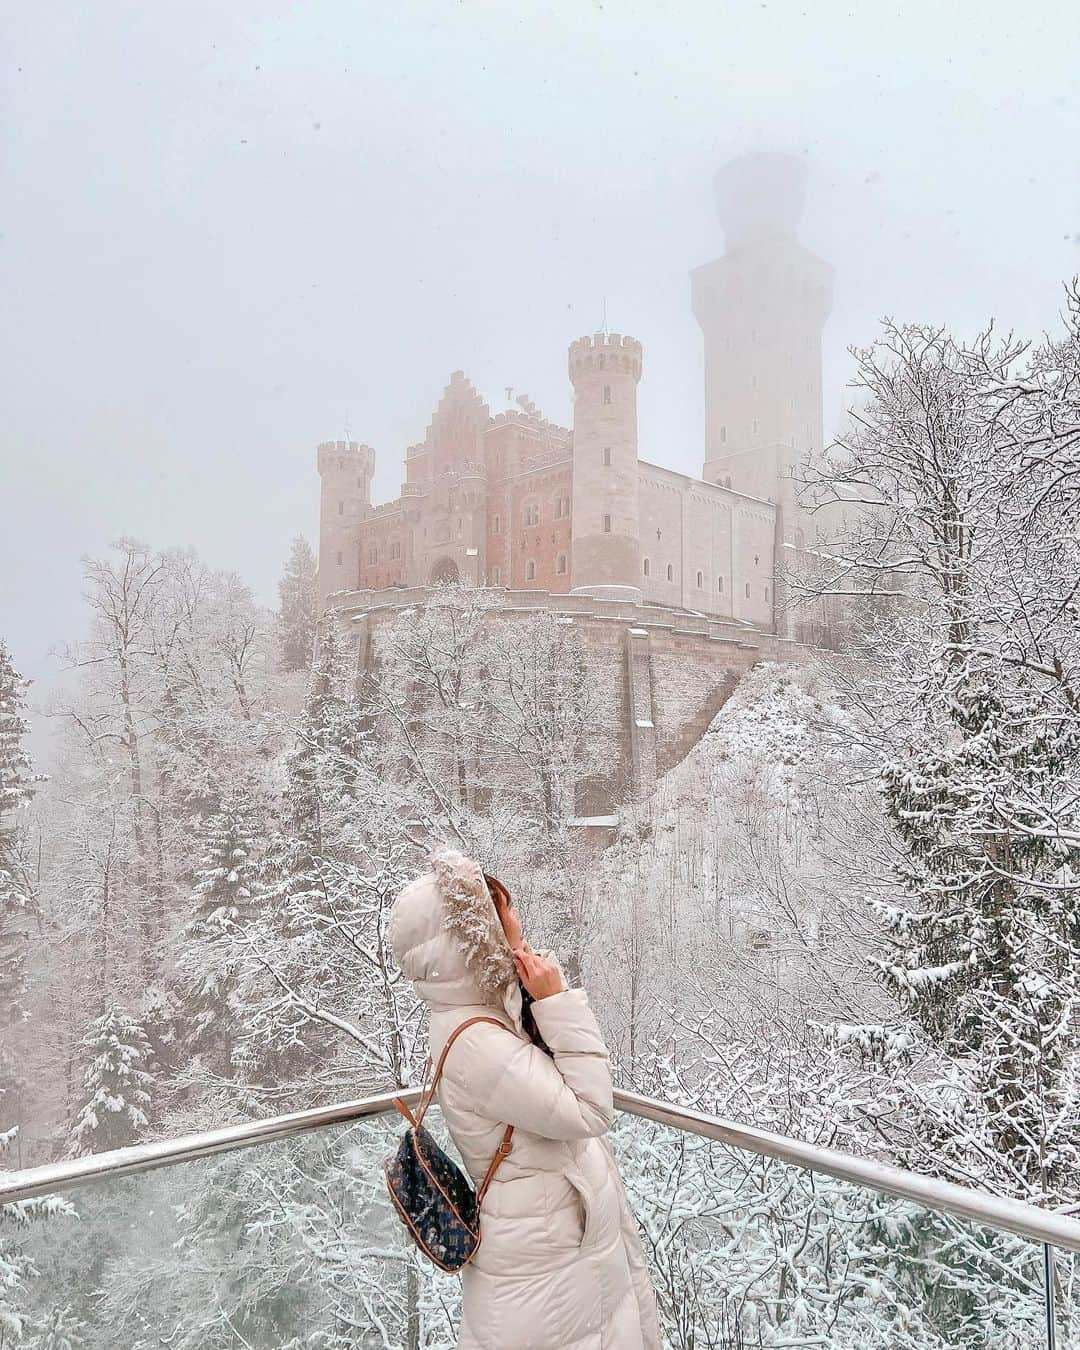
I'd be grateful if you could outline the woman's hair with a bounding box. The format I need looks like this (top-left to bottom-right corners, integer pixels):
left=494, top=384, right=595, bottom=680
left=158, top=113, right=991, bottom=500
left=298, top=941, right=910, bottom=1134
left=483, top=871, right=555, bottom=1060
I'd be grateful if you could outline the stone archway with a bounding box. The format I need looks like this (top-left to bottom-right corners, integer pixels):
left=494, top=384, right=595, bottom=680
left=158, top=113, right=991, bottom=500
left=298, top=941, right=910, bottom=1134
left=429, top=556, right=460, bottom=584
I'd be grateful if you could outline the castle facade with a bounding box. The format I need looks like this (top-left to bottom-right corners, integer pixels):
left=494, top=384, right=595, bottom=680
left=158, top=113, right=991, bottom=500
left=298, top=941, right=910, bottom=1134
left=317, top=154, right=833, bottom=644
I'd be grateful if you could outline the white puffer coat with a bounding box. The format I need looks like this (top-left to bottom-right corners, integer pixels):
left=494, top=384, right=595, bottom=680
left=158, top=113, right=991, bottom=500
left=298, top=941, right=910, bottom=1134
left=389, top=846, right=663, bottom=1350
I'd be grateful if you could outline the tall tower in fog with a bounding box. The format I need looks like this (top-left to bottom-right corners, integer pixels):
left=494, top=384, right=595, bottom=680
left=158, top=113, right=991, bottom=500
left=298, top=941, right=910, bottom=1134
left=568, top=333, right=643, bottom=599
left=691, top=153, right=832, bottom=536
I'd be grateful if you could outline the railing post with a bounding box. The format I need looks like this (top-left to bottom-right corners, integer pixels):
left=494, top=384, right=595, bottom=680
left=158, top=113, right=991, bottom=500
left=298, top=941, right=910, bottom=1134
left=1043, top=1242, right=1056, bottom=1349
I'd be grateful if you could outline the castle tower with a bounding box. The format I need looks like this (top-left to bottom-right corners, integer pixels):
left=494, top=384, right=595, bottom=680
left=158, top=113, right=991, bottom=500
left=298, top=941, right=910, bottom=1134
left=568, top=333, right=643, bottom=601
left=316, top=439, right=374, bottom=608
left=691, top=153, right=832, bottom=532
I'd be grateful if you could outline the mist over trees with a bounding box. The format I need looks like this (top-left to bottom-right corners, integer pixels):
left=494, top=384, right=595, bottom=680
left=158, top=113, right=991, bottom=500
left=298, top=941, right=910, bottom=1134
left=2, top=294, right=1079, bottom=1344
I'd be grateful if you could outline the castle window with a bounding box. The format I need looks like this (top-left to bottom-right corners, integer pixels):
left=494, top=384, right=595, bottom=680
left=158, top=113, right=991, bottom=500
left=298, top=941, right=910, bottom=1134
left=603, top=384, right=612, bottom=404
left=696, top=570, right=703, bottom=589
left=745, top=582, right=751, bottom=598
left=493, top=566, right=501, bottom=585
left=720, top=425, right=727, bottom=444
left=525, top=559, right=536, bottom=581
left=603, top=447, right=611, bottom=467
left=494, top=513, right=501, bottom=534
left=666, top=563, right=673, bottom=582
left=718, top=576, right=724, bottom=593
left=602, top=513, right=612, bottom=533
left=643, top=557, right=650, bottom=577
left=338, top=500, right=344, bottom=515
left=524, top=501, right=539, bottom=526
left=556, top=553, right=567, bottom=575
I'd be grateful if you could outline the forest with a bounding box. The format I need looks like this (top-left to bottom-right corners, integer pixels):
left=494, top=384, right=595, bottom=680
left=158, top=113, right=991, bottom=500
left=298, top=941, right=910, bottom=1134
left=2, top=299, right=1080, bottom=1346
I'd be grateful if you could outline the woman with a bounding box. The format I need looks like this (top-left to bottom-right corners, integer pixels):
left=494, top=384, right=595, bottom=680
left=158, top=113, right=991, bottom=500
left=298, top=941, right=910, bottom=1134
left=388, top=844, right=663, bottom=1350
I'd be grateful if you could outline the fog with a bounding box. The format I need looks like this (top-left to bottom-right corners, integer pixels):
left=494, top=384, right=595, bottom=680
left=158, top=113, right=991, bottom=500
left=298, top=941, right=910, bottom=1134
left=3, top=0, right=1079, bottom=684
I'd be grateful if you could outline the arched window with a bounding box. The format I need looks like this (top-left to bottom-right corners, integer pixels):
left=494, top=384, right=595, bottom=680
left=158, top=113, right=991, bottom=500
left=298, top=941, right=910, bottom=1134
left=603, top=384, right=612, bottom=404
left=696, top=570, right=703, bottom=589
left=556, top=553, right=567, bottom=575
left=525, top=559, right=536, bottom=581
left=717, top=575, right=724, bottom=593
left=602, top=514, right=612, bottom=533
left=643, top=557, right=650, bottom=577
left=666, top=563, right=673, bottom=582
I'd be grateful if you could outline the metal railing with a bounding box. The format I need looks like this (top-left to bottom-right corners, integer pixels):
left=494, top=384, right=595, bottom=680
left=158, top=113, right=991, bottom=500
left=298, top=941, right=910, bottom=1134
left=4, top=1087, right=1079, bottom=1254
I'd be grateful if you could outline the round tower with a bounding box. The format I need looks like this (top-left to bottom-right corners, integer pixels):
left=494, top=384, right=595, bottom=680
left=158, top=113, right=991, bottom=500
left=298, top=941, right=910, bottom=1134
left=568, top=333, right=643, bottom=601
left=690, top=153, right=832, bottom=527
left=316, top=440, right=374, bottom=608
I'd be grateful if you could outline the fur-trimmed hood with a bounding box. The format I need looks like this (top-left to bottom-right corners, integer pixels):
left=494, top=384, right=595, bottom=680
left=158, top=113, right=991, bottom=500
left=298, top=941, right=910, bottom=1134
left=389, top=845, right=564, bottom=1036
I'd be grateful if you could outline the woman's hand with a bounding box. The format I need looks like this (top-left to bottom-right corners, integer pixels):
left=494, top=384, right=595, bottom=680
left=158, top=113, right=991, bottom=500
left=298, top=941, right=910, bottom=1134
left=511, top=941, right=564, bottom=1001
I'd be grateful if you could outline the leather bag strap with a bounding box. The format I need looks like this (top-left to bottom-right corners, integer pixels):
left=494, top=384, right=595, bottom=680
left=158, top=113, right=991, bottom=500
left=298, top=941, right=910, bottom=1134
left=400, top=1015, right=517, bottom=1204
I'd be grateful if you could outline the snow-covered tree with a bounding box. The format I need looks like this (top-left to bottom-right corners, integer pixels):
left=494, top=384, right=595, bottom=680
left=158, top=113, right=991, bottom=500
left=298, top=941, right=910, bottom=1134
left=68, top=1004, right=154, bottom=1156
left=0, top=642, right=44, bottom=1120
left=276, top=536, right=318, bottom=673
left=173, top=797, right=264, bottom=1079
left=792, top=309, right=1080, bottom=1204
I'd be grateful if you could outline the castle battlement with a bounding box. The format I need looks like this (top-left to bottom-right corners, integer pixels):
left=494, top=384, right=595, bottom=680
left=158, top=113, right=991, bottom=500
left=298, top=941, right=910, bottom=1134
left=317, top=440, right=374, bottom=477
left=568, top=332, right=643, bottom=382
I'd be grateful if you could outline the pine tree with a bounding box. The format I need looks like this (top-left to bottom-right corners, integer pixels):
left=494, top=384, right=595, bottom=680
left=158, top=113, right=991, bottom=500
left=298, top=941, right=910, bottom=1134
left=68, top=1004, right=154, bottom=1156
left=0, top=642, right=43, bottom=1115
left=796, top=313, right=1080, bottom=1202
left=174, top=798, right=263, bottom=1076
left=276, top=536, right=318, bottom=673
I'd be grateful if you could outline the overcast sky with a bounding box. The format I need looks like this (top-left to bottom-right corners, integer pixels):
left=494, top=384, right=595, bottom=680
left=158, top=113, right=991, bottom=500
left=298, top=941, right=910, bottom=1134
left=3, top=0, right=1079, bottom=688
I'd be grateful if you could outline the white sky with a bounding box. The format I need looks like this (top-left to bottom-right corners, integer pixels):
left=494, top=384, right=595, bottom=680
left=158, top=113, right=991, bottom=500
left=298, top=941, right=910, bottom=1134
left=3, top=0, right=1079, bottom=687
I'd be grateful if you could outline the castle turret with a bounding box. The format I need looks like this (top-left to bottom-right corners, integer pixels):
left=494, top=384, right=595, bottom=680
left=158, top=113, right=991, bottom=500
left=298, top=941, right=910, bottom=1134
left=691, top=153, right=832, bottom=533
left=316, top=440, right=374, bottom=608
left=568, top=333, right=643, bottom=601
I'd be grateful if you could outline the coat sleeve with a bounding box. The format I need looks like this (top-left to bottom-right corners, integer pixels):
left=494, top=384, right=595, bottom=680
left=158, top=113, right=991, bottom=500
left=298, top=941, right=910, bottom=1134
left=441, top=988, right=615, bottom=1140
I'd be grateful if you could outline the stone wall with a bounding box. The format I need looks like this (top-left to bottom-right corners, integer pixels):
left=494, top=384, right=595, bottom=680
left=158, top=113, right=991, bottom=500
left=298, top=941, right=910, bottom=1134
left=324, top=584, right=809, bottom=812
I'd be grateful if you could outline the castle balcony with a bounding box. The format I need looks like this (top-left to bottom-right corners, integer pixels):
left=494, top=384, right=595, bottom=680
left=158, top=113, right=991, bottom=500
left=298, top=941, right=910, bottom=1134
left=4, top=1087, right=1075, bottom=1345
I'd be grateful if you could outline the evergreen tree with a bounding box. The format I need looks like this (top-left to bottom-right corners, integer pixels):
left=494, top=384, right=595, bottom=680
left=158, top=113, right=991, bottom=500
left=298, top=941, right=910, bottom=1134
left=68, top=1004, right=154, bottom=1156
left=797, top=312, right=1080, bottom=1202
left=0, top=642, right=43, bottom=1115
left=174, top=797, right=263, bottom=1076
left=275, top=536, right=318, bottom=673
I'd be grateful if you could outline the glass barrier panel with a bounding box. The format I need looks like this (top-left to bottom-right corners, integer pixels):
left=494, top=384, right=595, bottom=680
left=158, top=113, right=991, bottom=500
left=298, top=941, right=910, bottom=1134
left=5, top=1107, right=462, bottom=1350
left=5, top=1104, right=1071, bottom=1349
left=606, top=1111, right=1056, bottom=1350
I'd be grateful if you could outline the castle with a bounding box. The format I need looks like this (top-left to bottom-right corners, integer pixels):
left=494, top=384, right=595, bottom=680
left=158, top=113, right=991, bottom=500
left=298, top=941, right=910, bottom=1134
left=315, top=155, right=835, bottom=805
left=317, top=153, right=833, bottom=643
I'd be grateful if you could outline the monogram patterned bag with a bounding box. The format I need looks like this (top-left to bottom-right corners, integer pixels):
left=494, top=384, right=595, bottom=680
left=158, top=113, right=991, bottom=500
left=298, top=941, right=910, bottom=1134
left=383, top=1015, right=515, bottom=1273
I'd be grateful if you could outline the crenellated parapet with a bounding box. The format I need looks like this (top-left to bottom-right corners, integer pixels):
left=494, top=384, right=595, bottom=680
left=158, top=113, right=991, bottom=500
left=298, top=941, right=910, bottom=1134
left=568, top=333, right=643, bottom=384
left=317, top=439, right=374, bottom=477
